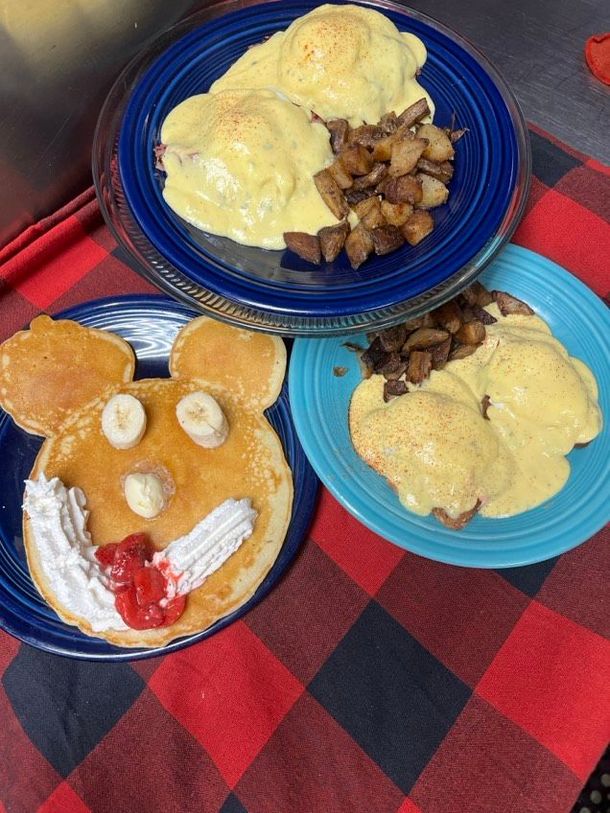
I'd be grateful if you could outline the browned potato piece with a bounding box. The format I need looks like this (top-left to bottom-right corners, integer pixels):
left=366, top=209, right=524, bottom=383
left=431, top=300, right=463, bottom=334
left=493, top=291, right=535, bottom=316
left=378, top=324, right=408, bottom=352
left=380, top=353, right=407, bottom=380
left=379, top=111, right=399, bottom=134
left=318, top=221, right=350, bottom=263
left=389, top=137, right=428, bottom=177
left=361, top=336, right=389, bottom=375
left=345, top=223, right=374, bottom=269
left=402, top=313, right=435, bottom=332
left=353, top=196, right=385, bottom=230
left=328, top=159, right=353, bottom=190
left=449, top=127, right=468, bottom=144
left=438, top=160, right=454, bottom=183
left=348, top=124, right=383, bottom=148
left=471, top=305, right=497, bottom=325
left=313, top=169, right=350, bottom=219
left=432, top=500, right=480, bottom=529
left=283, top=231, right=321, bottom=265
left=378, top=175, right=423, bottom=205
left=371, top=225, right=404, bottom=255
left=380, top=200, right=413, bottom=227
left=371, top=133, right=400, bottom=162
left=401, top=210, right=434, bottom=245
left=327, top=118, right=350, bottom=153
left=397, top=98, right=430, bottom=128
left=416, top=124, right=455, bottom=163
left=449, top=343, right=478, bottom=361
left=403, top=327, right=450, bottom=351
left=416, top=158, right=454, bottom=184
left=384, top=379, right=408, bottom=401
left=352, top=163, right=388, bottom=192
left=416, top=173, right=449, bottom=209
left=461, top=281, right=493, bottom=307
left=339, top=144, right=374, bottom=176
left=430, top=337, right=452, bottom=370
left=345, top=189, right=371, bottom=206
left=460, top=305, right=475, bottom=323
left=406, top=350, right=432, bottom=384
left=455, top=320, right=486, bottom=345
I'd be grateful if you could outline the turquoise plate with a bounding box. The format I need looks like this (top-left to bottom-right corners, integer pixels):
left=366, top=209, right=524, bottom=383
left=289, top=245, right=610, bottom=568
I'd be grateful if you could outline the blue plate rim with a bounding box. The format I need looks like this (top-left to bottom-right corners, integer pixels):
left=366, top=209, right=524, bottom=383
left=289, top=245, right=610, bottom=568
left=0, top=294, right=319, bottom=660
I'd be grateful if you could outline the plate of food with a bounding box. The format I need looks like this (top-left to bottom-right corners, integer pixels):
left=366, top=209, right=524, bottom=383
left=0, top=296, right=318, bottom=660
left=289, top=245, right=609, bottom=568
left=93, top=0, right=530, bottom=335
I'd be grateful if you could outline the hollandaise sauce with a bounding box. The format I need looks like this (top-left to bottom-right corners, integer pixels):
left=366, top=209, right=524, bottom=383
left=160, top=89, right=337, bottom=249
left=349, top=305, right=602, bottom=520
left=160, top=4, right=432, bottom=249
left=211, top=3, right=433, bottom=126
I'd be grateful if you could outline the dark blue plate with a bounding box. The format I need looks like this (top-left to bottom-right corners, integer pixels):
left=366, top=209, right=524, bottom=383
left=0, top=296, right=318, bottom=661
left=94, top=0, right=530, bottom=335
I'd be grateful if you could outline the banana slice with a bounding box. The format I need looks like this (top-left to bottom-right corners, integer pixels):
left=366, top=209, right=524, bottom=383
left=101, top=393, right=147, bottom=450
left=124, top=472, right=165, bottom=519
left=176, top=391, right=229, bottom=448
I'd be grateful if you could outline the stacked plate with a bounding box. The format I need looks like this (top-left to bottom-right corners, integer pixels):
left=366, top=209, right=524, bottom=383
left=93, top=0, right=530, bottom=335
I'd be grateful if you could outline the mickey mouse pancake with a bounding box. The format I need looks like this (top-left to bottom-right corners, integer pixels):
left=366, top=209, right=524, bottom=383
left=0, top=314, right=292, bottom=648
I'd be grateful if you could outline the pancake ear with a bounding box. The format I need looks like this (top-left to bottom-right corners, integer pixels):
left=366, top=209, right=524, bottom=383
left=170, top=317, right=286, bottom=410
left=0, top=315, right=136, bottom=437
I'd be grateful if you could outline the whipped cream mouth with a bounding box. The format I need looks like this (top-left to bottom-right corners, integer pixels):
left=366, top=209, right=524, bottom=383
left=23, top=475, right=257, bottom=633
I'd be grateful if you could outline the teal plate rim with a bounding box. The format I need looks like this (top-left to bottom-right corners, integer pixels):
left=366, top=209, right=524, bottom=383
left=289, top=244, right=610, bottom=568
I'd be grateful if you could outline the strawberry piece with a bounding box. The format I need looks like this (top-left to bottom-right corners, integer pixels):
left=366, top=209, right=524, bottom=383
left=115, top=587, right=164, bottom=629
left=107, top=533, right=187, bottom=630
left=94, top=543, right=119, bottom=568
left=110, top=533, right=150, bottom=589
left=161, top=595, right=186, bottom=627
left=134, top=566, right=166, bottom=607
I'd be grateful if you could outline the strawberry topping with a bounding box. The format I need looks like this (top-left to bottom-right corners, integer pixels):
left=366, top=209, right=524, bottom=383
left=98, top=532, right=186, bottom=630
left=110, top=533, right=150, bottom=590
left=161, top=595, right=187, bottom=626
left=94, top=542, right=119, bottom=568
left=134, top=566, right=166, bottom=606
left=115, top=588, right=165, bottom=629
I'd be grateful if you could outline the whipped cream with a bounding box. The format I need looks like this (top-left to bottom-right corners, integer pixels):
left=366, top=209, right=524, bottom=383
left=153, top=498, right=258, bottom=597
left=23, top=475, right=128, bottom=632
left=23, top=475, right=258, bottom=633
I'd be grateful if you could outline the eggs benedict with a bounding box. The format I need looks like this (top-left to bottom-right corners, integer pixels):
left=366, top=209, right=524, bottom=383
left=349, top=304, right=602, bottom=522
left=160, top=88, right=337, bottom=248
left=211, top=4, right=433, bottom=126
left=159, top=5, right=433, bottom=249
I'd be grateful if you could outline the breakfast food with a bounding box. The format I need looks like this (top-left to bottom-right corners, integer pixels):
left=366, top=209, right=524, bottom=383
left=160, top=88, right=338, bottom=248
left=210, top=3, right=433, bottom=126
left=349, top=284, right=602, bottom=528
left=284, top=99, right=463, bottom=268
left=157, top=4, right=445, bottom=258
left=0, top=315, right=293, bottom=647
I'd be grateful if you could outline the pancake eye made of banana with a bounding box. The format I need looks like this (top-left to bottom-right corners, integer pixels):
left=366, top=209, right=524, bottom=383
left=175, top=391, right=229, bottom=448
left=102, top=393, right=147, bottom=450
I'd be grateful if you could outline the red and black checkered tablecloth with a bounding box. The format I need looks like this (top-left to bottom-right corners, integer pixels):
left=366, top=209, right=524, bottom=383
left=0, top=126, right=609, bottom=813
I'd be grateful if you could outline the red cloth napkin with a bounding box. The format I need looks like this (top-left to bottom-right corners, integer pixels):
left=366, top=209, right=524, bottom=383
left=0, top=125, right=609, bottom=813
